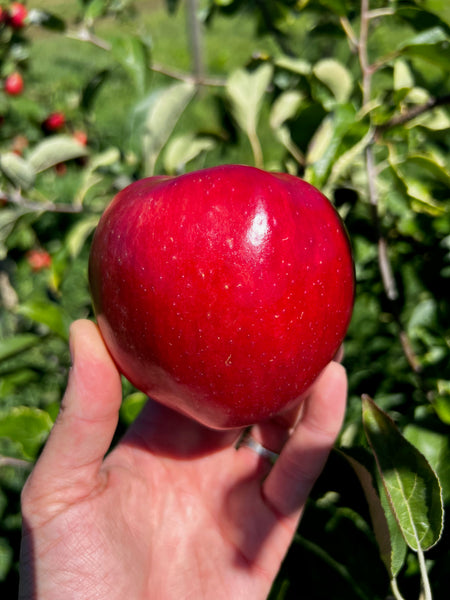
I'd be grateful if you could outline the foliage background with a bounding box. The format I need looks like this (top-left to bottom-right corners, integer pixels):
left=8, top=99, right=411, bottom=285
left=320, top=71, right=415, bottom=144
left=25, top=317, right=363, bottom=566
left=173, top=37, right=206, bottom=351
left=1, top=0, right=449, bottom=598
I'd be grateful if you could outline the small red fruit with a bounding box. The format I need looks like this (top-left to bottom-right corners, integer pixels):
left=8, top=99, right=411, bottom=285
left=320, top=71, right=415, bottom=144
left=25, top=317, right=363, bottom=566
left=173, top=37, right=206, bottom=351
left=4, top=72, right=24, bottom=96
left=43, top=112, right=66, bottom=132
left=26, top=249, right=52, bottom=272
left=73, top=130, right=88, bottom=146
left=8, top=3, right=28, bottom=28
left=89, top=165, right=355, bottom=429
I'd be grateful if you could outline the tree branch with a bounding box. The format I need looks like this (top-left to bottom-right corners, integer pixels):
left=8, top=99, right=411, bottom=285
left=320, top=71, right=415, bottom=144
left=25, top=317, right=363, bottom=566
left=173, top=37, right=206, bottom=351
left=0, top=455, right=33, bottom=469
left=358, top=0, right=422, bottom=375
left=1, top=189, right=83, bottom=214
left=376, top=94, right=450, bottom=134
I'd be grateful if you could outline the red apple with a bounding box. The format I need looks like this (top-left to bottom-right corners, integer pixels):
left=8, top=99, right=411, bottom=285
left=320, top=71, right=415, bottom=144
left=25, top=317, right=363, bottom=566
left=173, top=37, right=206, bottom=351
left=4, top=72, right=24, bottom=96
left=26, top=249, right=52, bottom=271
left=43, top=111, right=66, bottom=132
left=73, top=130, right=88, bottom=146
left=8, top=3, right=27, bottom=29
left=89, top=165, right=355, bottom=429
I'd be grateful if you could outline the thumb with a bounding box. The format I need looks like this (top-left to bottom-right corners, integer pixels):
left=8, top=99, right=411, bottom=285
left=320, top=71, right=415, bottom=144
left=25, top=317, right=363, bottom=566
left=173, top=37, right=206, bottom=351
left=23, top=319, right=122, bottom=505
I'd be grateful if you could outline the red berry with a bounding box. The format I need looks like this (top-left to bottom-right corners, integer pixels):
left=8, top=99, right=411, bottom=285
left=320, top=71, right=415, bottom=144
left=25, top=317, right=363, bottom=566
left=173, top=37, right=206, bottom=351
left=43, top=112, right=66, bottom=132
left=4, top=72, right=24, bottom=96
left=89, top=165, right=355, bottom=429
left=26, top=249, right=52, bottom=272
left=8, top=3, right=28, bottom=29
left=73, top=130, right=88, bottom=146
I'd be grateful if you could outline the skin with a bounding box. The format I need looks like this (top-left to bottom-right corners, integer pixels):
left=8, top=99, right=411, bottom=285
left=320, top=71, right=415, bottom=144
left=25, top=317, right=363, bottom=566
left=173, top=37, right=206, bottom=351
left=19, top=319, right=347, bottom=599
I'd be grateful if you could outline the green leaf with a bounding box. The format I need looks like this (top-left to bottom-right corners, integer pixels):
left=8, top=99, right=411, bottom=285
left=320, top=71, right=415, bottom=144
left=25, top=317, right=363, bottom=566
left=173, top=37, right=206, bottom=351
left=397, top=26, right=448, bottom=50
left=110, top=34, right=150, bottom=96
left=0, top=537, right=13, bottom=581
left=389, top=152, right=450, bottom=215
left=397, top=27, right=450, bottom=71
left=305, top=104, right=357, bottom=187
left=120, top=392, right=147, bottom=425
left=80, top=69, right=110, bottom=113
left=340, top=448, right=407, bottom=578
left=163, top=133, right=215, bottom=174
left=226, top=64, right=273, bottom=139
left=0, top=406, right=53, bottom=461
left=270, top=90, right=305, bottom=165
left=274, top=56, right=311, bottom=76
left=28, top=136, right=89, bottom=173
left=415, top=0, right=450, bottom=28
left=85, top=0, right=108, bottom=20
left=139, top=82, right=196, bottom=176
left=0, top=334, right=41, bottom=363
left=404, top=424, right=450, bottom=505
left=317, top=0, right=348, bottom=16
left=66, top=215, right=100, bottom=258
left=362, top=395, right=443, bottom=552
left=433, top=390, right=450, bottom=425
left=17, top=300, right=71, bottom=340
left=0, top=153, right=35, bottom=190
left=74, top=147, right=120, bottom=206
left=313, top=58, right=353, bottom=103
left=0, top=209, right=23, bottom=260
left=324, top=125, right=373, bottom=195
left=393, top=59, right=414, bottom=90
left=270, top=90, right=304, bottom=130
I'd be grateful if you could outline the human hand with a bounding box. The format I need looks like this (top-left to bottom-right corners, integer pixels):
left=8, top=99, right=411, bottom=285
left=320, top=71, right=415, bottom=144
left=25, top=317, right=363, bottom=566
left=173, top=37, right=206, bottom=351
left=19, top=319, right=347, bottom=600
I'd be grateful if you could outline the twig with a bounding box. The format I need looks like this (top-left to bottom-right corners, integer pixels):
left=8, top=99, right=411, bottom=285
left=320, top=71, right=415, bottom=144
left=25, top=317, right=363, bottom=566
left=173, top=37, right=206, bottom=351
left=340, top=16, right=359, bottom=52
left=376, top=94, right=450, bottom=134
left=66, top=26, right=112, bottom=51
left=0, top=455, right=33, bottom=469
left=1, top=189, right=83, bottom=214
left=358, top=0, right=372, bottom=108
left=358, top=0, right=422, bottom=375
left=150, top=62, right=226, bottom=87
left=68, top=26, right=226, bottom=87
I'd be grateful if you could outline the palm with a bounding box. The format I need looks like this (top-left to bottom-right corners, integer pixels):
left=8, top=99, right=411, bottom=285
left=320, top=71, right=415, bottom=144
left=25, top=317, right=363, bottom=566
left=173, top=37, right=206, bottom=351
left=20, top=320, right=347, bottom=600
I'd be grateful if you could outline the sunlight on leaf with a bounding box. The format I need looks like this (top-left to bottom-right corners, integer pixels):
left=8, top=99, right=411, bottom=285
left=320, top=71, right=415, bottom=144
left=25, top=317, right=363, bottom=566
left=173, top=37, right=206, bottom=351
left=362, top=396, right=443, bottom=552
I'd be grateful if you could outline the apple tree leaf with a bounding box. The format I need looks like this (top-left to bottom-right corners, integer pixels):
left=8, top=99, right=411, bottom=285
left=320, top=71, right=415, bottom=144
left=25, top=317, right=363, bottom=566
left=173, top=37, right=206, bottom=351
left=305, top=103, right=357, bottom=187
left=0, top=334, right=41, bottom=363
left=0, top=406, right=53, bottom=461
left=313, top=58, right=353, bottom=104
left=269, top=90, right=305, bottom=165
left=140, top=81, right=196, bottom=176
left=0, top=153, right=35, bottom=190
left=433, top=381, right=450, bottom=425
left=362, top=395, right=444, bottom=552
left=396, top=27, right=450, bottom=71
left=413, top=0, right=450, bottom=28
left=163, top=133, right=216, bottom=175
left=403, top=424, right=450, bottom=505
left=28, top=136, right=88, bottom=173
left=17, top=299, right=71, bottom=341
left=120, top=392, right=147, bottom=426
left=110, top=34, right=150, bottom=96
left=226, top=63, right=273, bottom=142
left=340, top=448, right=407, bottom=579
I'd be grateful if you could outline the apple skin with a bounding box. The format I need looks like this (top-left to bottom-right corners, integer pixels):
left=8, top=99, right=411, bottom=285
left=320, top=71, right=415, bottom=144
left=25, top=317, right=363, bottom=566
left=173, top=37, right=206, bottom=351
left=43, top=112, right=66, bottom=132
left=4, top=72, right=24, bottom=96
left=89, top=165, right=355, bottom=429
left=8, top=3, right=28, bottom=29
